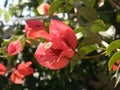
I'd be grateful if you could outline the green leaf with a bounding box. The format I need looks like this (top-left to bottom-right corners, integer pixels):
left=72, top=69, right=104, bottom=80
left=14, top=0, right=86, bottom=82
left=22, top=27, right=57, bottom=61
left=116, top=14, right=120, bottom=23
left=79, top=6, right=98, bottom=21
left=106, top=40, right=120, bottom=55
left=70, top=45, right=97, bottom=72
left=79, top=45, right=98, bottom=56
left=108, top=51, right=120, bottom=71
left=90, top=19, right=106, bottom=32
left=82, top=0, right=96, bottom=7
left=69, top=0, right=74, bottom=5
left=0, top=9, right=3, bottom=15
left=49, top=0, right=64, bottom=16
left=70, top=54, right=81, bottom=72
left=78, top=33, right=100, bottom=48
left=4, top=12, right=10, bottom=22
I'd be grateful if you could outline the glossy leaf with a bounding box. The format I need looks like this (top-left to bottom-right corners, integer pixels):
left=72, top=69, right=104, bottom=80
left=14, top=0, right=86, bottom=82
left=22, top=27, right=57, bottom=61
left=108, top=51, right=120, bottom=71
left=90, top=19, right=106, bottom=32
left=79, top=45, right=98, bottom=56
left=106, top=40, right=120, bottom=55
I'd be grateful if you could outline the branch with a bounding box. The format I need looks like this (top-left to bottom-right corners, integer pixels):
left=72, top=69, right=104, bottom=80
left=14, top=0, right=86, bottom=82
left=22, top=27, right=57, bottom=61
left=107, top=0, right=120, bottom=9
left=83, top=52, right=105, bottom=59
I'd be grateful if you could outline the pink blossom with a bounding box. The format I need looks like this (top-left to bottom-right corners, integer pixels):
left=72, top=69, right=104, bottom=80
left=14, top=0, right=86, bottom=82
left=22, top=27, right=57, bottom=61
left=25, top=20, right=51, bottom=40
left=35, top=42, right=74, bottom=70
left=7, top=40, right=23, bottom=56
left=11, top=61, right=34, bottom=84
left=37, top=3, right=50, bottom=15
left=34, top=20, right=77, bottom=70
left=50, top=20, right=77, bottom=49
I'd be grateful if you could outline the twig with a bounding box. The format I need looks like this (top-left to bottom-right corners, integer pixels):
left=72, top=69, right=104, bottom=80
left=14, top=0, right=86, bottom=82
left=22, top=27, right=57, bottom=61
left=107, top=0, right=120, bottom=9
left=83, top=52, right=105, bottom=59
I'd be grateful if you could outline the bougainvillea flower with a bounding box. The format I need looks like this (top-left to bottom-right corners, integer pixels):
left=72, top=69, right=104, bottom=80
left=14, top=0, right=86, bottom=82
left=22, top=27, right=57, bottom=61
left=17, top=61, right=34, bottom=76
left=37, top=3, right=50, bottom=15
left=50, top=20, right=77, bottom=49
left=11, top=61, right=34, bottom=84
left=34, top=20, right=77, bottom=70
left=25, top=20, right=51, bottom=39
left=7, top=40, right=23, bottom=56
left=0, top=63, right=6, bottom=75
left=34, top=42, right=74, bottom=70
left=11, top=69, right=24, bottom=84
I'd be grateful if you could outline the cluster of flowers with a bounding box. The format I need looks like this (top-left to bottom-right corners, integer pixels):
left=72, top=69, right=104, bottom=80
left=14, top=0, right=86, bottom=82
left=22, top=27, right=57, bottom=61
left=0, top=3, right=77, bottom=84
left=26, top=20, right=77, bottom=70
left=0, top=61, right=33, bottom=84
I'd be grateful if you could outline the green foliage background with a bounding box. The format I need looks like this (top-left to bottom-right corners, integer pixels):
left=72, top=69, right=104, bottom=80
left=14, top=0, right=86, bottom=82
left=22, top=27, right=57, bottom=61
left=1, top=0, right=120, bottom=90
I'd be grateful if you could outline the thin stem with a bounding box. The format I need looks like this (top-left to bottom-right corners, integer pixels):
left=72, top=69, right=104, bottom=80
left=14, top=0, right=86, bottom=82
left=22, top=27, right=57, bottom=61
left=83, top=51, right=106, bottom=59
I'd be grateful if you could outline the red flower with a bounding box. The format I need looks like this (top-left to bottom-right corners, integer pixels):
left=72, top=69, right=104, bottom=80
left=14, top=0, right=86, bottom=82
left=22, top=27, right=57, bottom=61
left=35, top=42, right=74, bottom=70
left=0, top=63, right=6, bottom=75
left=17, top=61, right=34, bottom=76
left=7, top=40, right=23, bottom=56
left=11, top=61, right=34, bottom=84
left=112, top=60, right=120, bottom=71
left=25, top=20, right=51, bottom=40
left=116, top=60, right=120, bottom=65
left=34, top=20, right=77, bottom=70
left=112, top=64, right=118, bottom=71
left=37, top=3, right=50, bottom=15
left=11, top=69, right=24, bottom=84
left=50, top=20, right=77, bottom=49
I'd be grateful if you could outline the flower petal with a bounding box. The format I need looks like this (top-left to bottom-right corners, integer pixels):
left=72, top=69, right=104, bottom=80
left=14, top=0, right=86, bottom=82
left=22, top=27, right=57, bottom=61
left=50, top=20, right=77, bottom=49
left=17, top=61, right=34, bottom=76
left=7, top=40, right=23, bottom=56
left=0, top=63, right=6, bottom=75
left=34, top=42, right=73, bottom=70
left=11, top=69, right=24, bottom=84
left=37, top=3, right=50, bottom=15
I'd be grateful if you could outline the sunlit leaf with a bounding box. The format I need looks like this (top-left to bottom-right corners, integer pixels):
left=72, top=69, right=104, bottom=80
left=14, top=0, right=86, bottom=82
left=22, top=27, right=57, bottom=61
left=0, top=9, right=3, bottom=15
left=4, top=12, right=10, bottom=22
left=106, top=40, right=120, bottom=55
left=79, top=45, right=98, bottom=56
left=108, top=51, right=120, bottom=71
left=90, top=19, right=106, bottom=32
